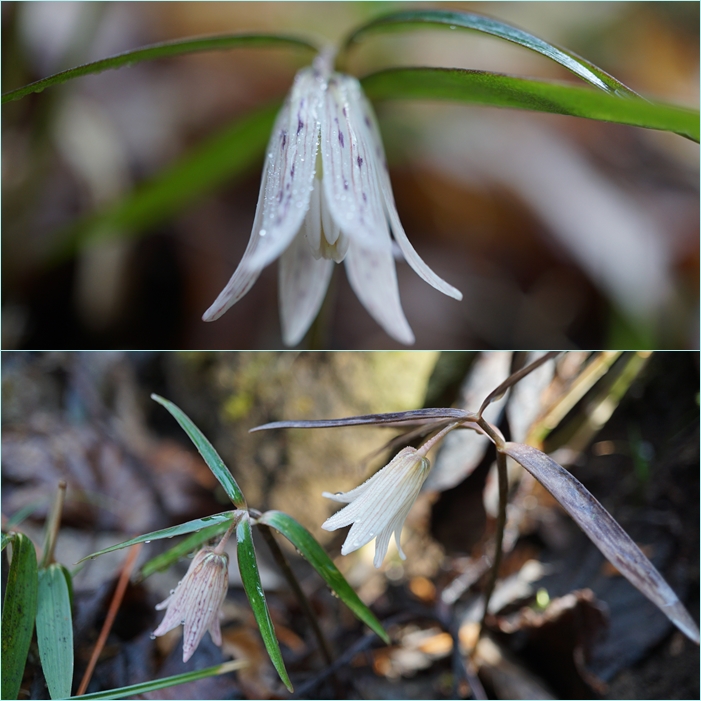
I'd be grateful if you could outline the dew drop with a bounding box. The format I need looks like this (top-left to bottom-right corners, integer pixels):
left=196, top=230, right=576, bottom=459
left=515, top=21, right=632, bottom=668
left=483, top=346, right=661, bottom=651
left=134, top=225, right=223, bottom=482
left=150, top=633, right=156, bottom=640
left=260, top=229, right=267, bottom=237
left=181, top=619, right=186, bottom=625
left=449, top=25, right=456, bottom=29
left=170, top=589, right=175, bottom=595
left=144, top=540, right=151, bottom=544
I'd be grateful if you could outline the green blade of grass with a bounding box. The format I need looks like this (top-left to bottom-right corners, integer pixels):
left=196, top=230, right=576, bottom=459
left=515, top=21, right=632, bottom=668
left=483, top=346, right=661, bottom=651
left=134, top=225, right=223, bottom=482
left=257, top=510, right=389, bottom=643
left=361, top=67, right=699, bottom=142
left=236, top=513, right=293, bottom=692
left=67, top=659, right=248, bottom=699
left=48, top=102, right=278, bottom=264
left=3, top=33, right=318, bottom=104
left=76, top=512, right=237, bottom=563
left=151, top=394, right=247, bottom=509
left=138, top=521, right=232, bottom=580
left=36, top=564, right=74, bottom=700
left=1, top=533, right=39, bottom=700
left=342, top=8, right=638, bottom=97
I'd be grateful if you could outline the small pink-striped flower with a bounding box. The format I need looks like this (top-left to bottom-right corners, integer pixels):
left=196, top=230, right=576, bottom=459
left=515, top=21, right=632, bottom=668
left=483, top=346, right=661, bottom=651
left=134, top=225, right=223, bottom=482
left=322, top=446, right=431, bottom=568
left=202, top=51, right=462, bottom=346
left=153, top=547, right=229, bottom=662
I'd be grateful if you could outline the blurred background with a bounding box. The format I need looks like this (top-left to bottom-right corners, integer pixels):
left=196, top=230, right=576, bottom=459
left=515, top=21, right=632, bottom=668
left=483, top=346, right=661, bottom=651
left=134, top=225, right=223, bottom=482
left=2, top=351, right=699, bottom=698
left=2, top=2, right=699, bottom=349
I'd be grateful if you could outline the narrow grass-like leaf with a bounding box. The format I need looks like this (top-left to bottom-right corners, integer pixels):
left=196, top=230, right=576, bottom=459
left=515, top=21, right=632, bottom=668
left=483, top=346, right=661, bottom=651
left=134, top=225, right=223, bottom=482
left=503, top=442, right=700, bottom=644
left=258, top=510, right=389, bottom=643
left=36, top=564, right=74, bottom=700
left=76, top=512, right=237, bottom=564
left=67, top=659, right=248, bottom=700
left=59, top=564, right=74, bottom=609
left=251, top=407, right=474, bottom=432
left=152, top=394, right=246, bottom=508
left=49, top=103, right=278, bottom=264
left=361, top=68, right=699, bottom=142
left=343, top=9, right=637, bottom=97
left=138, top=521, right=231, bottom=580
left=2, top=33, right=318, bottom=104
left=1, top=533, right=10, bottom=552
left=4, top=499, right=48, bottom=530
left=1, top=533, right=39, bottom=700
left=237, top=513, right=293, bottom=692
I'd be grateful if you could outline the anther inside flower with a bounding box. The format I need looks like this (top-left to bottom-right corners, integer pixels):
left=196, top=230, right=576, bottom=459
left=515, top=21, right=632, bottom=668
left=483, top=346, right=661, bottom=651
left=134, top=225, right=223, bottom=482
left=203, top=49, right=462, bottom=346
left=153, top=546, right=229, bottom=662
left=322, top=446, right=432, bottom=568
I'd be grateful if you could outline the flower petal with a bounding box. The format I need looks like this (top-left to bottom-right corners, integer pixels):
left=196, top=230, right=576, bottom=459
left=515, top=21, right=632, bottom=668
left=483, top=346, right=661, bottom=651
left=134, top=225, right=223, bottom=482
left=279, top=229, right=333, bottom=346
left=245, top=67, right=323, bottom=272
left=344, top=242, right=415, bottom=344
left=354, top=86, right=463, bottom=301
left=321, top=74, right=390, bottom=253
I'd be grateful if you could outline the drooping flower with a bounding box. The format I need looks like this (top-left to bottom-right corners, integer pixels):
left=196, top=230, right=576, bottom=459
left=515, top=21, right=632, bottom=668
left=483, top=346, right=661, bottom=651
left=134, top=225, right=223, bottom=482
left=153, top=546, right=229, bottom=662
left=322, top=446, right=432, bottom=568
left=202, top=50, right=462, bottom=346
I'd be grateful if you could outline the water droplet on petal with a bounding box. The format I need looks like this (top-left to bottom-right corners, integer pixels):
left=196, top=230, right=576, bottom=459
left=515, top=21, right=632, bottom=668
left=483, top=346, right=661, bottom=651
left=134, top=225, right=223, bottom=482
left=150, top=633, right=156, bottom=640
left=181, top=619, right=186, bottom=625
left=259, top=229, right=267, bottom=237
left=144, top=540, right=151, bottom=544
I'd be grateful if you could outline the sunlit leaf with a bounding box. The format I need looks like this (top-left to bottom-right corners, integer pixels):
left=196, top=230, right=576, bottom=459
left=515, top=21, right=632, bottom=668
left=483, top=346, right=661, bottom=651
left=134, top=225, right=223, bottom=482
left=151, top=394, right=246, bottom=508
left=361, top=68, right=699, bottom=142
left=236, top=513, right=293, bottom=692
left=138, top=521, right=232, bottom=580
left=1, top=533, right=39, bottom=700
left=503, top=441, right=700, bottom=644
left=36, top=564, right=74, bottom=700
left=2, top=33, right=318, bottom=104
left=49, top=103, right=278, bottom=263
left=67, top=659, right=248, bottom=700
left=76, top=512, right=237, bottom=563
left=257, top=510, right=389, bottom=643
left=343, top=9, right=637, bottom=97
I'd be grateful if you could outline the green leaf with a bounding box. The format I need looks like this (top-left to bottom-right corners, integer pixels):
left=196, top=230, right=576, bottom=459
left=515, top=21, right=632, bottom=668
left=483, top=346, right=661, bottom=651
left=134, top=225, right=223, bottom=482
left=67, top=659, right=248, bottom=700
left=342, top=9, right=638, bottom=97
left=2, top=33, right=318, bottom=104
left=236, top=513, right=293, bottom=692
left=4, top=499, right=48, bottom=530
left=59, top=565, right=74, bottom=609
left=1, top=533, right=10, bottom=552
left=48, top=102, right=278, bottom=264
left=361, top=68, right=699, bottom=142
left=138, top=521, right=232, bottom=580
left=1, top=533, right=39, bottom=700
left=36, top=564, right=74, bottom=700
left=151, top=394, right=247, bottom=508
left=76, top=512, right=237, bottom=563
left=257, top=510, right=390, bottom=643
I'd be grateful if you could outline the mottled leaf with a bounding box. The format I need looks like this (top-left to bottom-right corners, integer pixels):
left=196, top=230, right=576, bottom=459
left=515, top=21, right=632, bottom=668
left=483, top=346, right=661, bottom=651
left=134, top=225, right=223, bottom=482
left=503, top=441, right=700, bottom=643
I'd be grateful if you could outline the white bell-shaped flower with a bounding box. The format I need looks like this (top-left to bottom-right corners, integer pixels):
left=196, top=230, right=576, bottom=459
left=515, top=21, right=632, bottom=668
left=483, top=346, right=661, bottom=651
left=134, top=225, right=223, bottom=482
left=203, top=51, right=462, bottom=345
left=322, top=446, right=432, bottom=568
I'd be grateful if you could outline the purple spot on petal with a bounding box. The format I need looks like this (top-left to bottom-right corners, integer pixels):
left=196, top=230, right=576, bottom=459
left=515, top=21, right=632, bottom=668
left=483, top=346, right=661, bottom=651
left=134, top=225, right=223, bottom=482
left=357, top=156, right=363, bottom=169
left=297, top=119, right=304, bottom=135
left=364, top=116, right=371, bottom=128
left=338, top=131, right=345, bottom=148
left=362, top=192, right=367, bottom=202
left=290, top=164, right=295, bottom=178
left=281, top=130, right=287, bottom=150
left=343, top=179, right=349, bottom=190
left=278, top=189, right=284, bottom=203
left=342, top=106, right=347, bottom=116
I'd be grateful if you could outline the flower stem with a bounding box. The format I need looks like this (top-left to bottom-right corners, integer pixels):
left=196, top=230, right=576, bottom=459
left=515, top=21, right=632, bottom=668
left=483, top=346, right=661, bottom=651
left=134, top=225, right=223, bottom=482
left=212, top=514, right=240, bottom=555
left=257, top=524, right=335, bottom=668
left=475, top=449, right=508, bottom=652
left=417, top=421, right=461, bottom=458
left=41, top=480, right=66, bottom=568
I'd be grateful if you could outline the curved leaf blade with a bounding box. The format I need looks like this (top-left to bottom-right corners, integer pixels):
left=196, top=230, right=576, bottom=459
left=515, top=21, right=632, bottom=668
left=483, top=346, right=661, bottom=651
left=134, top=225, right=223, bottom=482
left=236, top=514, right=293, bottom=692
left=361, top=68, right=699, bottom=142
left=67, top=659, right=248, bottom=700
left=1, top=533, right=39, bottom=700
left=138, top=521, right=232, bottom=580
left=151, top=394, right=246, bottom=508
left=76, top=512, right=237, bottom=563
left=258, top=510, right=389, bottom=643
left=49, top=102, right=278, bottom=264
left=343, top=9, right=637, bottom=97
left=503, top=441, right=700, bottom=644
left=2, top=33, right=318, bottom=104
left=36, top=564, right=74, bottom=700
